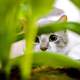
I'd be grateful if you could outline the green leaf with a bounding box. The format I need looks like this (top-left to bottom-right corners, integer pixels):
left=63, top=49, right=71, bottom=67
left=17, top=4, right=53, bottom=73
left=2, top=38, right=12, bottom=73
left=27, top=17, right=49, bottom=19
left=30, top=0, right=55, bottom=19
left=33, top=52, right=80, bottom=69
left=37, top=22, right=66, bottom=35
left=9, top=52, right=80, bottom=69
left=37, top=22, right=80, bottom=35
left=0, top=0, right=21, bottom=67
left=6, top=52, right=80, bottom=79
left=19, top=0, right=55, bottom=20
left=71, top=0, right=80, bottom=8
left=67, top=22, right=80, bottom=34
left=0, top=0, right=18, bottom=19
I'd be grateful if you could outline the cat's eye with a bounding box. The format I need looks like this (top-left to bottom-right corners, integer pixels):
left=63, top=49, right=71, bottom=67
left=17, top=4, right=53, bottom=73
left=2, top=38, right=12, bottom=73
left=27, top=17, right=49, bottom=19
left=49, top=34, right=57, bottom=42
left=35, top=36, right=39, bottom=43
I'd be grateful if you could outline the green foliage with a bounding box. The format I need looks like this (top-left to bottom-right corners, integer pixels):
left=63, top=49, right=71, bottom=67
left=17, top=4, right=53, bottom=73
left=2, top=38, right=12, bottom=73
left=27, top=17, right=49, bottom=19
left=0, top=0, right=20, bottom=67
left=15, top=22, right=80, bottom=42
left=71, top=0, right=80, bottom=8
left=19, top=0, right=54, bottom=20
left=0, top=0, right=80, bottom=79
left=0, top=0, right=18, bottom=18
left=67, top=22, right=80, bottom=34
left=29, top=0, right=55, bottom=20
left=33, top=52, right=80, bottom=68
left=38, top=22, right=80, bottom=35
left=6, top=52, right=80, bottom=72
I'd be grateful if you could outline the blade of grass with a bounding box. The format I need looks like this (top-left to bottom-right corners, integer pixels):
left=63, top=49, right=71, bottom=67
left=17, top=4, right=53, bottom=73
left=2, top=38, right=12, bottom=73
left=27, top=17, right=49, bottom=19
left=20, top=18, right=38, bottom=79
left=0, top=0, right=22, bottom=79
left=37, top=22, right=80, bottom=36
left=33, top=52, right=80, bottom=69
left=67, top=22, right=80, bottom=34
left=0, top=0, right=20, bottom=67
left=8, top=52, right=80, bottom=70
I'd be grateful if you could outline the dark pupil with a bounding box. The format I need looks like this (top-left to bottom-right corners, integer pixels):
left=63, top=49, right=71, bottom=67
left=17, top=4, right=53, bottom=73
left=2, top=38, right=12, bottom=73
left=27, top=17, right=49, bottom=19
left=35, top=37, right=39, bottom=43
left=49, top=34, right=57, bottom=41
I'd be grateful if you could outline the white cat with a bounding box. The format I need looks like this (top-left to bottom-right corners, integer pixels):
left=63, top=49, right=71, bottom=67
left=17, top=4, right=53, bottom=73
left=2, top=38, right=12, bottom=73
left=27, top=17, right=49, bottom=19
left=34, top=30, right=68, bottom=53
left=10, top=8, right=68, bottom=58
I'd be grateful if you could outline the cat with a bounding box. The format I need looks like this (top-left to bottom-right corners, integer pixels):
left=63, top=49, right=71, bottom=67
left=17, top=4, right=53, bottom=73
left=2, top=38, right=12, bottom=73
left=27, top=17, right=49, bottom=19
left=10, top=8, right=69, bottom=58
left=34, top=15, right=68, bottom=54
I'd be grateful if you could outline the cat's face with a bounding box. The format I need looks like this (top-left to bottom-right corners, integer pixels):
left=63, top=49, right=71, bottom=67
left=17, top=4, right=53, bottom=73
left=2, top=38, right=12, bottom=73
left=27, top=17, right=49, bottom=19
left=34, top=15, right=68, bottom=54
left=34, top=31, right=68, bottom=53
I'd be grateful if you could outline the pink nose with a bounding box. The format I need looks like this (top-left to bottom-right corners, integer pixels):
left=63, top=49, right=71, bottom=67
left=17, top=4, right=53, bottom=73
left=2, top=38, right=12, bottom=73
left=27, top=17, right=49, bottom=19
left=40, top=47, right=48, bottom=51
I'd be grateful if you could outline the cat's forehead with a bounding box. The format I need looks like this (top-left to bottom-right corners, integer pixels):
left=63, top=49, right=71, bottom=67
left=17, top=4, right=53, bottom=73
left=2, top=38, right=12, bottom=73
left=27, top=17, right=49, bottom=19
left=38, top=31, right=66, bottom=37
left=39, top=34, right=49, bottom=38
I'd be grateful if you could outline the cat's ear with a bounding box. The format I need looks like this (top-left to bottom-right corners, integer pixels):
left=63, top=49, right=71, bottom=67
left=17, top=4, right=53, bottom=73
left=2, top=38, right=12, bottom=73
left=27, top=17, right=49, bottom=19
left=58, top=15, right=67, bottom=22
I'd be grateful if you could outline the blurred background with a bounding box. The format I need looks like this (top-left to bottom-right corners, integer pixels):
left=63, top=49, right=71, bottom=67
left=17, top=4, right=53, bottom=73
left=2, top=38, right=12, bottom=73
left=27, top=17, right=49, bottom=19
left=55, top=0, right=80, bottom=22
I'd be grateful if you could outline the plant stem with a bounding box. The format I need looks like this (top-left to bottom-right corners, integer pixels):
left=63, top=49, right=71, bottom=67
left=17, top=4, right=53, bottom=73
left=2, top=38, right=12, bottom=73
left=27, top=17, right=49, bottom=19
left=20, top=18, right=38, bottom=79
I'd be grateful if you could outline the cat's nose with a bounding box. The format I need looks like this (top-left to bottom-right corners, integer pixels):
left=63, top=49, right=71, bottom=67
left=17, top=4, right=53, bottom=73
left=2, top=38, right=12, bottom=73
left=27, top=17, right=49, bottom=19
left=40, top=47, right=48, bottom=51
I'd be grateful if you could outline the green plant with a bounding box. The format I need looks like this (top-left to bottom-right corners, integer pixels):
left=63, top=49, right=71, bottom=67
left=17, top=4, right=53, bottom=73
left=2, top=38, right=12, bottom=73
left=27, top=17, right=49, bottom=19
left=0, top=0, right=80, bottom=80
